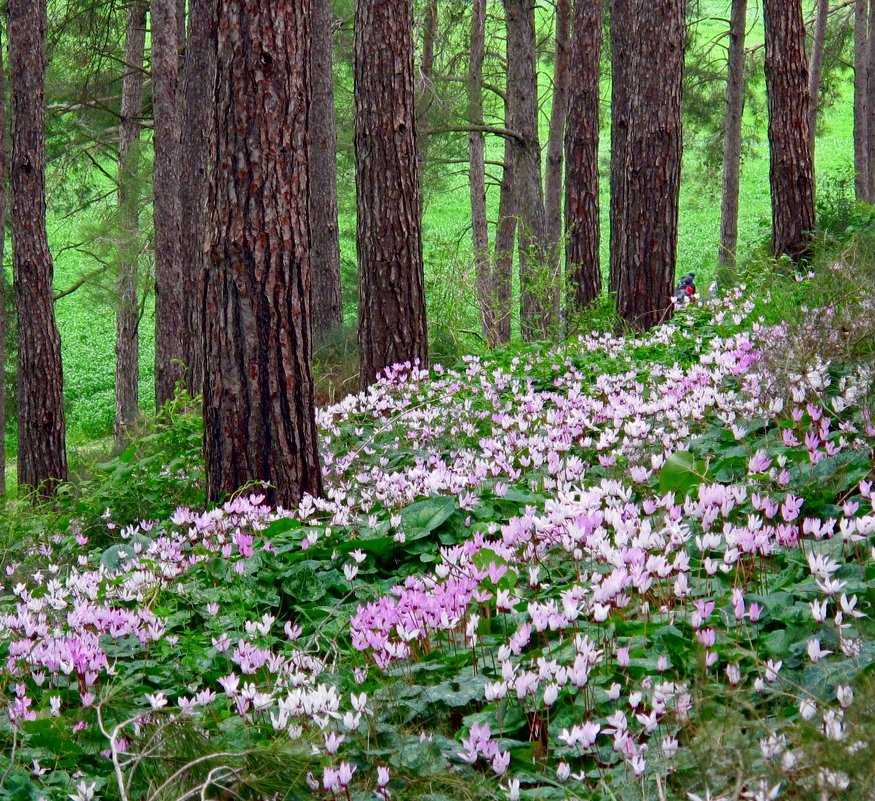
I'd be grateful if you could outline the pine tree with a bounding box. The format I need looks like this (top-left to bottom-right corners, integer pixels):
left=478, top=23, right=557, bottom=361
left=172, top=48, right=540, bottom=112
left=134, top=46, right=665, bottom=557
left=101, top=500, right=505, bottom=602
left=204, top=0, right=323, bottom=506
left=9, top=0, right=68, bottom=495
left=763, top=0, right=815, bottom=260
left=355, top=0, right=428, bottom=385
left=565, top=0, right=602, bottom=311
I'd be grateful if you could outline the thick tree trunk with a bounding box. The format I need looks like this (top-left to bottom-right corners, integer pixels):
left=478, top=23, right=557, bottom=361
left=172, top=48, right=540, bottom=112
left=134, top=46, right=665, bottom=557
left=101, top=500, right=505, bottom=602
left=0, top=33, right=6, bottom=497
left=718, top=0, right=748, bottom=275
left=9, top=0, right=68, bottom=495
left=115, top=0, right=147, bottom=450
left=205, top=0, right=323, bottom=507
left=467, top=0, right=497, bottom=346
left=544, top=0, right=571, bottom=295
left=609, top=0, right=632, bottom=295
left=855, top=0, right=869, bottom=199
left=179, top=0, right=217, bottom=398
left=565, top=0, right=602, bottom=311
left=808, top=0, right=829, bottom=157
left=764, top=0, right=816, bottom=261
left=309, top=0, right=343, bottom=340
left=505, top=0, right=554, bottom=341
left=153, top=0, right=185, bottom=408
left=355, top=0, right=428, bottom=386
left=615, top=0, right=685, bottom=330
left=416, top=0, right=438, bottom=200
left=493, top=135, right=515, bottom=345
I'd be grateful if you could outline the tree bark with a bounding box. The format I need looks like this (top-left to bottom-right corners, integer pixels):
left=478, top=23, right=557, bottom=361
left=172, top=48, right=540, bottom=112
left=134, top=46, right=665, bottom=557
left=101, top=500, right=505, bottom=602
left=808, top=0, right=829, bottom=157
left=467, top=0, right=497, bottom=346
left=764, top=0, right=815, bottom=261
left=204, top=0, right=323, bottom=507
left=355, top=0, right=428, bottom=386
left=609, top=0, right=632, bottom=295
left=309, top=0, right=343, bottom=340
left=505, top=0, right=554, bottom=341
left=855, top=0, right=869, bottom=199
left=565, top=0, right=602, bottom=311
left=493, top=135, right=515, bottom=345
left=153, top=0, right=185, bottom=408
left=867, top=0, right=875, bottom=199
left=0, top=31, right=7, bottom=497
left=544, top=0, right=571, bottom=296
left=115, top=0, right=147, bottom=450
left=179, top=0, right=217, bottom=399
left=9, top=0, right=68, bottom=495
left=718, top=0, right=748, bottom=275
left=615, top=0, right=685, bottom=330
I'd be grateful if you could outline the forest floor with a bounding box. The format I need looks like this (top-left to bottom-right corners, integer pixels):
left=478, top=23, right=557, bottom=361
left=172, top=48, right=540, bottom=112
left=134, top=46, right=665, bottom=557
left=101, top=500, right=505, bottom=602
left=2, top=254, right=875, bottom=800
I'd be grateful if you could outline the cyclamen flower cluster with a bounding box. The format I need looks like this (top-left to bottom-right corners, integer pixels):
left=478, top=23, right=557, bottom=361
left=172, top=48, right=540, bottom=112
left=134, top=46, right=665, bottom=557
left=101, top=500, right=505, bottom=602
left=2, top=285, right=874, bottom=800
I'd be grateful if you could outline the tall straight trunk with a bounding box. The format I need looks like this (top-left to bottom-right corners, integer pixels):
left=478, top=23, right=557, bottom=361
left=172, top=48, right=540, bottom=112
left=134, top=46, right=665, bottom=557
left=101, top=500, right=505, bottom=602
left=309, top=0, right=343, bottom=339
left=505, top=0, right=554, bottom=341
left=764, top=0, right=815, bottom=260
left=808, top=0, right=829, bottom=157
left=205, top=0, right=323, bottom=507
left=609, top=0, right=632, bottom=295
left=355, top=0, right=428, bottom=386
left=855, top=0, right=869, bottom=199
left=493, top=135, right=515, bottom=344
left=718, top=0, right=748, bottom=275
left=867, top=0, right=875, bottom=199
left=179, top=0, right=217, bottom=398
left=467, top=0, right=497, bottom=346
left=565, top=0, right=602, bottom=311
left=152, top=0, right=185, bottom=408
left=115, top=0, right=147, bottom=450
left=416, top=0, right=438, bottom=198
left=0, top=32, right=6, bottom=497
left=9, top=0, right=67, bottom=495
left=616, top=0, right=685, bottom=330
left=544, top=0, right=571, bottom=282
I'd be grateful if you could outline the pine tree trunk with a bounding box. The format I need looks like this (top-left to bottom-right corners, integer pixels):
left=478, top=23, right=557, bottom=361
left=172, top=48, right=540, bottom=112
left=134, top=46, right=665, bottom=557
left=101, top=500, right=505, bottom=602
left=867, top=0, right=875, bottom=199
left=565, top=0, right=602, bottom=311
left=204, top=0, right=323, bottom=507
left=493, top=135, right=515, bottom=345
left=467, top=0, right=497, bottom=346
left=609, top=0, right=632, bottom=295
left=115, top=0, right=147, bottom=450
left=153, top=0, right=185, bottom=408
left=505, top=0, right=553, bottom=341
left=179, top=0, right=217, bottom=400
left=355, top=0, right=428, bottom=386
left=718, top=0, right=748, bottom=275
left=615, top=0, right=685, bottom=330
left=855, top=0, right=870, bottom=199
left=808, top=0, right=829, bottom=157
left=764, top=0, right=816, bottom=261
left=544, top=0, right=571, bottom=293
left=310, top=0, right=343, bottom=340
left=0, top=32, right=7, bottom=497
left=9, top=0, right=68, bottom=495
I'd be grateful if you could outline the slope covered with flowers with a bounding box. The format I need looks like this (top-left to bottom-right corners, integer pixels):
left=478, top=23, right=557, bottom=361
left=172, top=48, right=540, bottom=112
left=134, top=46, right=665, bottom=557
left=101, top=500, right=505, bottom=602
left=2, top=287, right=875, bottom=801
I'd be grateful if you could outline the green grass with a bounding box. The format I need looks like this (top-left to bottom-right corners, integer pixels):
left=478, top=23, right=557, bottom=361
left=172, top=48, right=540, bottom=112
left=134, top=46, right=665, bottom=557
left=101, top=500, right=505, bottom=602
left=3, top=0, right=856, bottom=458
